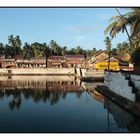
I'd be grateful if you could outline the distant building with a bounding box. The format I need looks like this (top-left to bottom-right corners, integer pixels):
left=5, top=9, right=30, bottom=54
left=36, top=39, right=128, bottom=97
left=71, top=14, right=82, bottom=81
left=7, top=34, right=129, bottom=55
left=0, top=55, right=16, bottom=68
left=48, top=56, right=65, bottom=68
left=0, top=54, right=85, bottom=68
left=87, top=51, right=133, bottom=71
left=16, top=58, right=46, bottom=68
left=64, top=54, right=85, bottom=68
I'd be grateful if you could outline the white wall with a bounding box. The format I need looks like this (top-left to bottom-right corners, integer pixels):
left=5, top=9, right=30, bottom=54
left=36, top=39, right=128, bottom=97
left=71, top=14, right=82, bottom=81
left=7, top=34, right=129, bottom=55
left=130, top=74, right=140, bottom=94
left=104, top=71, right=136, bottom=102
left=84, top=70, right=104, bottom=78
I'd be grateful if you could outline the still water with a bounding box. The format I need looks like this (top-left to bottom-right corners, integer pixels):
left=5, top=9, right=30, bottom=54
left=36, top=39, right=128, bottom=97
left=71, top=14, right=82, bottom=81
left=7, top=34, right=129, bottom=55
left=0, top=76, right=140, bottom=132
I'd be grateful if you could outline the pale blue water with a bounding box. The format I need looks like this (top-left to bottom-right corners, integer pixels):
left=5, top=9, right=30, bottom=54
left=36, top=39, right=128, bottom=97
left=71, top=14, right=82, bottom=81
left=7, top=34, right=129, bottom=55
left=0, top=76, right=139, bottom=132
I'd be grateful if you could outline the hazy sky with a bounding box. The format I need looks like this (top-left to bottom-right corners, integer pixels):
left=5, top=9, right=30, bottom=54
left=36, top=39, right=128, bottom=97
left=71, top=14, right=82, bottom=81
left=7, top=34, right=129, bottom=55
left=0, top=8, right=129, bottom=50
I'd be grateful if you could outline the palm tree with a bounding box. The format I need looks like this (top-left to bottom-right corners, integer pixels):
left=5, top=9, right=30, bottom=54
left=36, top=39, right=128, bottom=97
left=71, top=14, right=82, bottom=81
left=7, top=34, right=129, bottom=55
left=104, top=8, right=134, bottom=48
left=23, top=42, right=34, bottom=58
left=61, top=46, right=67, bottom=55
left=131, top=36, right=140, bottom=48
left=0, top=43, right=5, bottom=55
left=116, top=41, right=131, bottom=61
left=15, top=35, right=22, bottom=55
left=8, top=35, right=16, bottom=56
left=104, top=37, right=112, bottom=70
left=124, top=8, right=140, bottom=38
left=44, top=43, right=51, bottom=68
left=8, top=35, right=22, bottom=56
left=49, top=40, right=59, bottom=55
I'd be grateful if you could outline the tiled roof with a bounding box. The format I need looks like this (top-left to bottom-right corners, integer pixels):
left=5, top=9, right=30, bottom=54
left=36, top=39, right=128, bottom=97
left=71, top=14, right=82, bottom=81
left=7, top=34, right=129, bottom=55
left=94, top=50, right=104, bottom=57
left=48, top=56, right=65, bottom=60
left=65, top=54, right=85, bottom=58
left=65, top=59, right=83, bottom=64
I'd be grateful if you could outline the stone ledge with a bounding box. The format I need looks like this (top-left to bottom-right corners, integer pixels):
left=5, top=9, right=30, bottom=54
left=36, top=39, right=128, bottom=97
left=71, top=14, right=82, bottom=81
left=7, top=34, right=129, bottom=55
left=96, top=85, right=140, bottom=118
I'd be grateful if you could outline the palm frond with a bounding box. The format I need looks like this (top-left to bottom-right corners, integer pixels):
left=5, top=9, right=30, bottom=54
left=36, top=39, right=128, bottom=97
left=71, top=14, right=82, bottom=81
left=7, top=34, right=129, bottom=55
left=109, top=15, right=121, bottom=22
left=104, top=22, right=117, bottom=35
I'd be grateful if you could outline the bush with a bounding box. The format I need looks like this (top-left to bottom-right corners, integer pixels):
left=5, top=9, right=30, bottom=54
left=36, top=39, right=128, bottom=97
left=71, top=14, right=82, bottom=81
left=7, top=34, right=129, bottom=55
left=131, top=47, right=140, bottom=66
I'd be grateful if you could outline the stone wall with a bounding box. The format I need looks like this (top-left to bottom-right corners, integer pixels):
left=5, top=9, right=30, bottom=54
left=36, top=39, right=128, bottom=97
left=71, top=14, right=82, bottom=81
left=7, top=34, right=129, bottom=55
left=104, top=71, right=136, bottom=102
left=84, top=69, right=104, bottom=78
left=0, top=68, right=75, bottom=75
left=130, top=74, right=140, bottom=94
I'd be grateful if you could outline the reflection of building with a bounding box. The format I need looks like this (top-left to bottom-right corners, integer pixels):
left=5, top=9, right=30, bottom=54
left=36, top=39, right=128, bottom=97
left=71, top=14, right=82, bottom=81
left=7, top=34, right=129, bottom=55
left=0, top=77, right=85, bottom=110
left=0, top=77, right=84, bottom=93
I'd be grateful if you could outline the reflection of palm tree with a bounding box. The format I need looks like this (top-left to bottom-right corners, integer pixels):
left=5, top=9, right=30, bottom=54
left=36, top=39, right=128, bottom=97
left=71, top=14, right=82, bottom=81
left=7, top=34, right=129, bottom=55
left=1, top=79, right=85, bottom=108
left=0, top=90, right=4, bottom=99
left=9, top=97, right=22, bottom=110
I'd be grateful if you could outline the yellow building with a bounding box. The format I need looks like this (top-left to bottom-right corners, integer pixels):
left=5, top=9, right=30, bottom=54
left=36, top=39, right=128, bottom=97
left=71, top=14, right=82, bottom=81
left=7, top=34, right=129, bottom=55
left=95, top=61, right=119, bottom=70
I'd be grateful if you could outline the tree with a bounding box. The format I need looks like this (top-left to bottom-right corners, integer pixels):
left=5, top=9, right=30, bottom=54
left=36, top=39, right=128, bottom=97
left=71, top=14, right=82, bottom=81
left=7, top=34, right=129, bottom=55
left=0, top=43, right=5, bottom=55
left=23, top=42, right=34, bottom=58
left=131, top=47, right=140, bottom=66
left=61, top=46, right=67, bottom=55
left=131, top=36, right=140, bottom=48
left=124, top=8, right=140, bottom=38
left=116, top=41, right=131, bottom=61
left=75, top=46, right=82, bottom=54
left=104, top=37, right=112, bottom=70
left=8, top=35, right=22, bottom=57
left=104, top=37, right=112, bottom=54
left=44, top=43, right=51, bottom=68
left=31, top=42, right=47, bottom=58
left=15, top=35, right=22, bottom=55
left=5, top=44, right=15, bottom=58
left=104, top=8, right=134, bottom=49
left=49, top=40, right=60, bottom=55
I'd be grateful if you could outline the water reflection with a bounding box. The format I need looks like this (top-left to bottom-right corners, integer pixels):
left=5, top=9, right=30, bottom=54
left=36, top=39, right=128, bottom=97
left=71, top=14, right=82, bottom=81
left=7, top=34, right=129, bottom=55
left=104, top=97, right=140, bottom=132
left=0, top=76, right=140, bottom=132
left=0, top=76, right=84, bottom=110
left=83, top=82, right=140, bottom=132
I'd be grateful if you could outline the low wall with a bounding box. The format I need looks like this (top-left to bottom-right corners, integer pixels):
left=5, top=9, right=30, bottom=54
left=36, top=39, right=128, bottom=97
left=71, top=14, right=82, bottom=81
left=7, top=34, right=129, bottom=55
left=130, top=74, right=140, bottom=94
left=0, top=68, right=75, bottom=75
left=104, top=71, right=136, bottom=102
left=76, top=68, right=87, bottom=77
left=0, top=75, right=75, bottom=81
left=84, top=70, right=104, bottom=78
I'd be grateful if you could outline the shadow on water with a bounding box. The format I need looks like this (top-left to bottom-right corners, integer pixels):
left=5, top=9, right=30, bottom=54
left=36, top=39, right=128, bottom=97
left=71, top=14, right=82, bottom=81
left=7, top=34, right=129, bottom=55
left=84, top=82, right=140, bottom=132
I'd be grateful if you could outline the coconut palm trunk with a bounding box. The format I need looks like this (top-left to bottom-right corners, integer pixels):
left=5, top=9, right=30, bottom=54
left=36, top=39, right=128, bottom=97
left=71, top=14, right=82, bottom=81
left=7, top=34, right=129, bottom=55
left=115, top=8, right=134, bottom=49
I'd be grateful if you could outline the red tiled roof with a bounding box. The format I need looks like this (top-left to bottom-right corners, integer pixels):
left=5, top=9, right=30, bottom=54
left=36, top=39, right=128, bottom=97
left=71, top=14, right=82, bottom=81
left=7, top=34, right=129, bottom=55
left=48, top=56, right=65, bottom=60
left=65, top=54, right=85, bottom=59
left=65, top=59, right=83, bottom=64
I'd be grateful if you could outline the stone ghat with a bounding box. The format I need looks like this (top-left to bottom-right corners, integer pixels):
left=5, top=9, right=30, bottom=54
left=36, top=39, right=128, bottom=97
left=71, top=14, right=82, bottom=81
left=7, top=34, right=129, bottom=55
left=0, top=68, right=75, bottom=75
left=96, top=85, right=140, bottom=118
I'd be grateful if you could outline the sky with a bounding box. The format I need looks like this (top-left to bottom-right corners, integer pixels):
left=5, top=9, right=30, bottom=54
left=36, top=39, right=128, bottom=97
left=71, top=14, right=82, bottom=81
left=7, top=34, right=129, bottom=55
left=0, top=8, right=129, bottom=50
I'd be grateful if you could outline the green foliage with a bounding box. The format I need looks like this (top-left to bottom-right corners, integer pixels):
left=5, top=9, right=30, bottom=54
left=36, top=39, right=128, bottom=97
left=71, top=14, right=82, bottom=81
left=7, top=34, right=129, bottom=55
left=23, top=42, right=34, bottom=58
left=0, top=43, right=5, bottom=54
left=0, top=35, right=100, bottom=58
left=104, top=36, right=112, bottom=54
left=8, top=35, right=22, bottom=57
